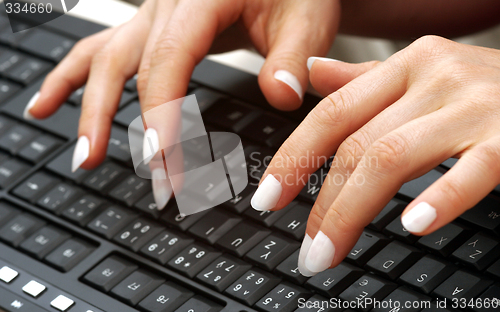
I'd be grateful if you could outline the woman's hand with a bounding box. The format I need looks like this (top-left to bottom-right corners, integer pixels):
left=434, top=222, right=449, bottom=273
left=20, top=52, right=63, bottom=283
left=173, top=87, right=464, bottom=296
left=251, top=35, right=500, bottom=276
left=24, top=0, right=340, bottom=208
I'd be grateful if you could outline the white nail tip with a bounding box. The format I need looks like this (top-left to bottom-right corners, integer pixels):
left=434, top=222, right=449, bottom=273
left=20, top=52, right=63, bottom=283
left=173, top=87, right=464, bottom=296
left=274, top=70, right=303, bottom=100
left=306, top=57, right=339, bottom=70
left=23, top=91, right=40, bottom=120
left=298, top=234, right=317, bottom=276
left=143, top=128, right=159, bottom=165
left=304, top=231, right=335, bottom=273
left=152, top=168, right=172, bottom=211
left=250, top=174, right=282, bottom=211
left=401, top=202, right=437, bottom=233
left=71, top=136, right=89, bottom=173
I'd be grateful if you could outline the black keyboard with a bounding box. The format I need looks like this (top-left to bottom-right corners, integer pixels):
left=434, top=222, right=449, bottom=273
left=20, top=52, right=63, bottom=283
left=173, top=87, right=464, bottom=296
left=0, top=4, right=499, bottom=312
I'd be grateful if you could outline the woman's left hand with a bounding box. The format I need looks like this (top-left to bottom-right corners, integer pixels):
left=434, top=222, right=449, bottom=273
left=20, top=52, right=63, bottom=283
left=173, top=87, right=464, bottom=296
left=251, top=35, right=500, bottom=276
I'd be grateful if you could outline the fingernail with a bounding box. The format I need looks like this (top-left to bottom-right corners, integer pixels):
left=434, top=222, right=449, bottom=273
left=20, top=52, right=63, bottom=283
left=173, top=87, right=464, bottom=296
left=305, top=230, right=335, bottom=273
left=23, top=91, right=40, bottom=120
left=298, top=234, right=317, bottom=276
left=143, top=128, right=159, bottom=165
left=71, top=136, right=89, bottom=172
left=401, top=202, right=437, bottom=233
left=307, top=57, right=339, bottom=71
left=152, top=168, right=172, bottom=210
left=250, top=174, right=282, bottom=211
left=274, top=70, right=303, bottom=100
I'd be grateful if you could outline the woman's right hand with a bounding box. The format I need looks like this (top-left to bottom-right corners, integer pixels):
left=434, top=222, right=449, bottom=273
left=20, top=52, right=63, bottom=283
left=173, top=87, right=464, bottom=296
left=23, top=0, right=340, bottom=208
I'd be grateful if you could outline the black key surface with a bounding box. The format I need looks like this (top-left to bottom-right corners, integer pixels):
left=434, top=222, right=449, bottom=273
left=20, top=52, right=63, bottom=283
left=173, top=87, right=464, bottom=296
left=305, top=262, right=364, bottom=298
left=221, top=184, right=255, bottom=214
left=61, top=195, right=104, bottom=226
left=113, top=218, right=164, bottom=252
left=245, top=234, right=300, bottom=271
left=19, top=29, right=74, bottom=62
left=225, top=268, right=281, bottom=306
left=215, top=220, right=270, bottom=257
left=137, top=281, right=194, bottom=312
left=46, top=144, right=90, bottom=183
left=5, top=57, right=51, bottom=85
left=18, top=134, right=62, bottom=163
left=204, top=99, right=260, bottom=132
left=370, top=286, right=431, bottom=312
left=416, top=222, right=470, bottom=257
left=115, top=100, right=140, bottom=127
left=239, top=112, right=294, bottom=145
left=275, top=250, right=309, bottom=285
left=37, top=183, right=82, bottom=214
left=189, top=88, right=224, bottom=113
left=174, top=295, right=222, bottom=312
left=67, top=86, right=84, bottom=106
left=0, top=158, right=30, bottom=188
left=0, top=202, right=21, bottom=227
left=486, top=259, right=500, bottom=279
left=338, top=274, right=398, bottom=312
left=0, top=50, right=25, bottom=74
left=473, top=284, right=500, bottom=312
left=187, top=209, right=241, bottom=244
left=160, top=204, right=208, bottom=231
left=119, top=90, right=137, bottom=108
left=432, top=270, right=493, bottom=301
left=365, top=241, right=424, bottom=280
left=254, top=282, right=311, bottom=312
left=0, top=213, right=45, bottom=246
left=87, top=206, right=137, bottom=239
left=167, top=243, right=221, bottom=278
left=45, top=238, right=93, bottom=272
left=0, top=79, right=20, bottom=103
left=83, top=161, right=127, bottom=193
left=124, top=75, right=137, bottom=92
left=108, top=126, right=132, bottom=165
left=109, top=174, right=151, bottom=207
left=12, top=171, right=58, bottom=203
left=140, top=229, right=194, bottom=265
left=83, top=256, right=138, bottom=293
left=134, top=193, right=162, bottom=219
left=346, top=229, right=389, bottom=266
left=196, top=255, right=252, bottom=292
left=244, top=203, right=290, bottom=227
left=0, top=115, right=16, bottom=136
left=459, top=196, right=500, bottom=235
left=397, top=169, right=443, bottom=200
left=399, top=255, right=457, bottom=294
left=0, top=288, right=50, bottom=312
left=273, top=202, right=310, bottom=240
left=110, top=269, right=165, bottom=306
left=384, top=216, right=419, bottom=244
left=451, top=232, right=500, bottom=270
left=19, top=225, right=70, bottom=259
left=0, top=123, right=39, bottom=154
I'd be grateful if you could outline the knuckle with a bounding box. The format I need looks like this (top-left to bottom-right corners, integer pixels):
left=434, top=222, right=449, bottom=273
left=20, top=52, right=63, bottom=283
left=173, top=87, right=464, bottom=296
left=471, top=143, right=500, bottom=177
left=312, top=89, right=352, bottom=128
left=438, top=178, right=467, bottom=208
left=308, top=205, right=327, bottom=230
left=396, top=35, right=451, bottom=68
left=338, top=131, right=371, bottom=168
left=325, top=205, right=353, bottom=232
left=370, top=133, right=410, bottom=172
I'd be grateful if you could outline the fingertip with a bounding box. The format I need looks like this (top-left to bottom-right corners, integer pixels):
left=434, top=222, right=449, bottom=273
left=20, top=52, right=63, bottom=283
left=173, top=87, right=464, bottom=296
left=23, top=91, right=39, bottom=120
left=258, top=68, right=304, bottom=111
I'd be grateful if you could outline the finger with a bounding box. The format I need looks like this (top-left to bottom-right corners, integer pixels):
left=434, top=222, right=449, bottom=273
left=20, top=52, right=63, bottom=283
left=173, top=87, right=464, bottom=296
left=24, top=28, right=116, bottom=120
left=402, top=135, right=500, bottom=235
left=302, top=110, right=472, bottom=275
left=250, top=60, right=408, bottom=212
left=72, top=12, right=152, bottom=171
left=258, top=0, right=339, bottom=110
left=308, top=57, right=380, bottom=97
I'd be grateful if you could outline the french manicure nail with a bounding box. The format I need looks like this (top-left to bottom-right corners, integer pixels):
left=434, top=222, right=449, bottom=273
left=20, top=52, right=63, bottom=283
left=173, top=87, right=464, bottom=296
left=143, top=128, right=159, bottom=165
left=152, top=168, right=172, bottom=210
left=274, top=70, right=303, bottom=100
left=250, top=174, right=282, bottom=211
left=23, top=91, right=40, bottom=120
left=306, top=57, right=339, bottom=71
left=298, top=234, right=317, bottom=276
left=305, top=230, right=335, bottom=273
left=71, top=136, right=89, bottom=172
left=401, top=202, right=437, bottom=233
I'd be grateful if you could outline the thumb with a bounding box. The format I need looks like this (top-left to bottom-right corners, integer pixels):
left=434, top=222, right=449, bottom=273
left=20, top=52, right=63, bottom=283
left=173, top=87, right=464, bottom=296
left=258, top=1, right=339, bottom=111
left=308, top=57, right=381, bottom=96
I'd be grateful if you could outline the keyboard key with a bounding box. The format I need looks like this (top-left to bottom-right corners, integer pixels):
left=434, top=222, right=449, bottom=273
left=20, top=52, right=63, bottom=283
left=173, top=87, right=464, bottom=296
left=244, top=204, right=290, bottom=227
left=365, top=241, right=424, bottom=280
left=0, top=213, right=45, bottom=246
left=0, top=115, right=16, bottom=136
left=275, top=250, right=309, bottom=285
left=398, top=255, right=457, bottom=294
left=397, top=169, right=443, bottom=200
left=189, top=88, right=224, bottom=113
left=12, top=172, right=58, bottom=203
left=273, top=202, right=310, bottom=240
left=87, top=206, right=138, bottom=239
left=245, top=145, right=273, bottom=180
left=239, top=112, right=294, bottom=146
left=416, top=222, right=470, bottom=257
left=167, top=243, right=221, bottom=278
left=254, top=282, right=310, bottom=312
left=196, top=255, right=252, bottom=292
left=109, top=174, right=151, bottom=207
left=244, top=234, right=300, bottom=271
left=421, top=301, right=456, bottom=312
left=0, top=158, right=30, bottom=188
left=0, top=123, right=39, bottom=154
left=338, top=274, right=397, bottom=312
left=108, top=126, right=132, bottom=165
left=37, top=183, right=82, bottom=214
left=204, top=99, right=260, bottom=132
left=174, top=295, right=222, bottom=312
left=215, top=221, right=270, bottom=257
left=0, top=266, right=18, bottom=284
left=45, top=238, right=93, bottom=272
left=22, top=280, right=47, bottom=298
left=160, top=203, right=208, bottom=231
left=0, top=50, right=25, bottom=74
left=110, top=270, right=165, bottom=306
left=46, top=144, right=90, bottom=183
left=370, top=286, right=431, bottom=312
left=473, top=284, right=500, bottom=312
left=140, top=230, right=194, bottom=265
left=459, top=196, right=500, bottom=235
left=113, top=218, right=164, bottom=252
left=346, top=229, right=389, bottom=266
left=0, top=288, right=48, bottom=312
left=61, top=195, right=104, bottom=226
left=384, top=216, right=419, bottom=244
left=67, top=86, right=84, bottom=106
left=134, top=193, right=162, bottom=219
left=305, top=262, right=364, bottom=298
left=18, top=134, right=62, bottom=163
left=50, top=295, right=74, bottom=311
left=0, top=202, right=21, bottom=227
left=451, top=232, right=500, bottom=270
left=5, top=57, right=51, bottom=85
left=188, top=209, right=241, bottom=244
left=119, top=90, right=137, bottom=108
left=225, top=268, right=281, bottom=306
left=137, top=281, right=194, bottom=312
left=82, top=256, right=138, bottom=292
left=83, top=162, right=127, bottom=193
left=432, top=270, right=493, bottom=301
left=124, top=75, right=137, bottom=92
left=486, top=259, right=500, bottom=279
left=19, top=225, right=70, bottom=259
left=19, top=29, right=74, bottom=62
left=221, top=184, right=256, bottom=214
left=0, top=80, right=20, bottom=103
left=115, top=100, right=140, bottom=127
left=299, top=169, right=325, bottom=203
